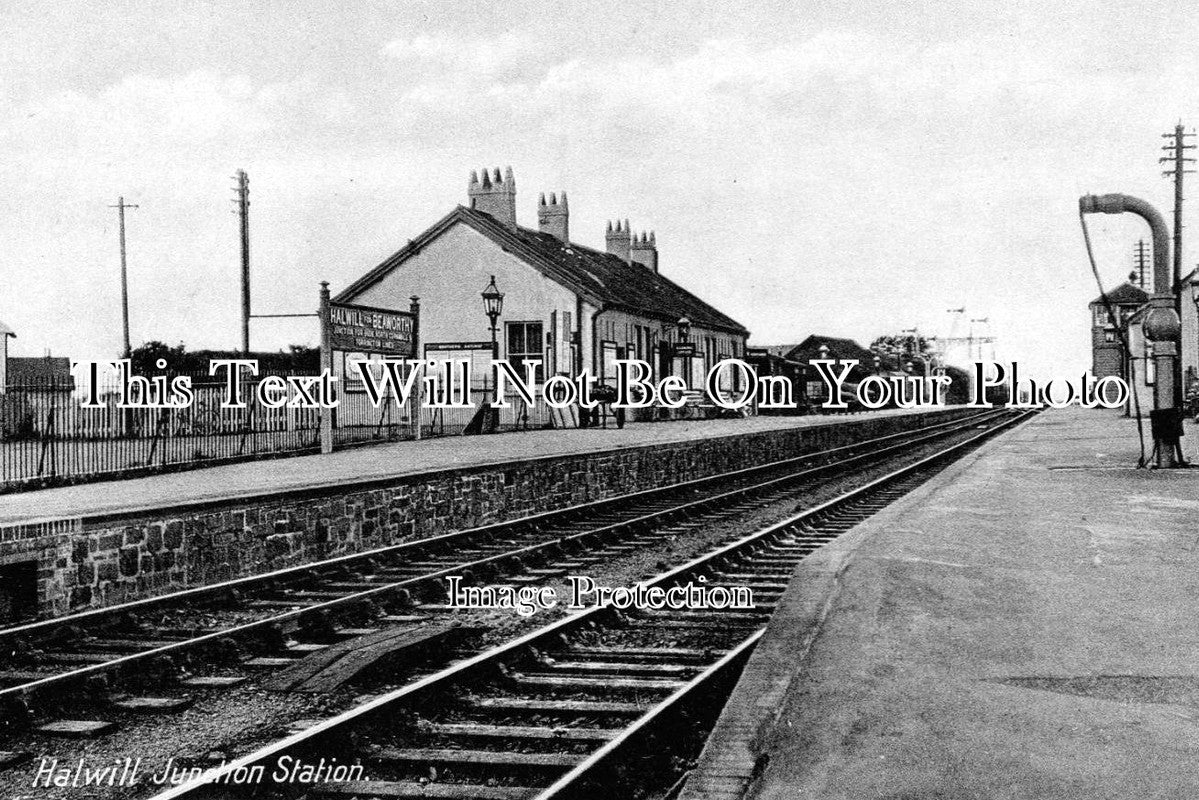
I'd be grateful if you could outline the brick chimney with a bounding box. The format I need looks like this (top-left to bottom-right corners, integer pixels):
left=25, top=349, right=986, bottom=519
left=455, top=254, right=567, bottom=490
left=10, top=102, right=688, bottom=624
left=629, top=230, right=658, bottom=273
left=468, top=167, right=517, bottom=229
left=605, top=219, right=631, bottom=262
left=538, top=191, right=569, bottom=243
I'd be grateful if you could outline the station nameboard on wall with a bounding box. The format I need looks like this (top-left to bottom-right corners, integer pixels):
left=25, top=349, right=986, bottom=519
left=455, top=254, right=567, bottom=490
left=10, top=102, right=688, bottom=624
left=328, top=302, right=417, bottom=357
left=673, top=342, right=696, bottom=357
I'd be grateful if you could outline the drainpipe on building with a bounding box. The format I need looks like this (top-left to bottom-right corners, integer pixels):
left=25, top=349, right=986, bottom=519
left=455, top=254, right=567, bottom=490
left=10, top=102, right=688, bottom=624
left=1081, top=193, right=1182, bottom=467
left=590, top=307, right=604, bottom=378
left=575, top=295, right=585, bottom=377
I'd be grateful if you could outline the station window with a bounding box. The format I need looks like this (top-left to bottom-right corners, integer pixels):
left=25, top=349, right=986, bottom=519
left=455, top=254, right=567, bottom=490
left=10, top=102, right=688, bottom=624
left=601, top=341, right=620, bottom=384
left=506, top=322, right=544, bottom=381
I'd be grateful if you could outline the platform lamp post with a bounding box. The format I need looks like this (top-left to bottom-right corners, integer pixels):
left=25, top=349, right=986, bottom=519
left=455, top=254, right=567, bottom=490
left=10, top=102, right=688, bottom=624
left=481, top=275, right=504, bottom=402
left=817, top=344, right=830, bottom=409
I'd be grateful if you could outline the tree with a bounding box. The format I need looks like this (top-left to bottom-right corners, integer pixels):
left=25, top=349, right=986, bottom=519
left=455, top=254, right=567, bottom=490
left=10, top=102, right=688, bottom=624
left=869, top=333, right=934, bottom=359
left=129, top=341, right=320, bottom=375
left=129, top=341, right=186, bottom=374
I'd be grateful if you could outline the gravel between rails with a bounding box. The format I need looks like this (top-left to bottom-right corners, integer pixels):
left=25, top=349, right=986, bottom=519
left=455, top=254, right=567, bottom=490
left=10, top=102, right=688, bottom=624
left=0, top=427, right=984, bottom=800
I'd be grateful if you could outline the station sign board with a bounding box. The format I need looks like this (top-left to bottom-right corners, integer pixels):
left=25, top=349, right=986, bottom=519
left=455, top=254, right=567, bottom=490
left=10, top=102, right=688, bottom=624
left=673, top=342, right=696, bottom=357
left=327, top=302, right=416, bottom=358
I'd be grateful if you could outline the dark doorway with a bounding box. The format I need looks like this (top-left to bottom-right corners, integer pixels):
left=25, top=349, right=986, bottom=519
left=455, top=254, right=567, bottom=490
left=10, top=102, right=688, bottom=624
left=0, top=561, right=38, bottom=623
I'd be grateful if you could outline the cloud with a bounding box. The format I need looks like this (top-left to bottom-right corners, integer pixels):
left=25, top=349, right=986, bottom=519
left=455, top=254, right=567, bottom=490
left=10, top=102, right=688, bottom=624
left=381, top=32, right=541, bottom=86
left=0, top=24, right=1181, bottom=374
left=1, top=70, right=354, bottom=164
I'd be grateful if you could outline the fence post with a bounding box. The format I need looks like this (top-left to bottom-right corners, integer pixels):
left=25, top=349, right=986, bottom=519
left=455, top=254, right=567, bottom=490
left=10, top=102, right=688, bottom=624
left=319, top=282, right=334, bottom=455
left=410, top=295, right=421, bottom=441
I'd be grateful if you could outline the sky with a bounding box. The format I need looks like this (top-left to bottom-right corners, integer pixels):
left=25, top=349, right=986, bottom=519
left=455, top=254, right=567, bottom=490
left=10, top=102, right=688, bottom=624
left=3, top=0, right=1199, bottom=376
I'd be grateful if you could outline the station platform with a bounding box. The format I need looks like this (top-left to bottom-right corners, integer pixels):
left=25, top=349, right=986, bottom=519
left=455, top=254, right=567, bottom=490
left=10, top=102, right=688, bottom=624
left=682, top=408, right=1199, bottom=800
left=0, top=409, right=923, bottom=527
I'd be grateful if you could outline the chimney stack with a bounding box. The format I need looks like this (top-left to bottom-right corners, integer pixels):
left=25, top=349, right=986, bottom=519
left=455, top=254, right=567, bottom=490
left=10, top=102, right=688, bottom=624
left=606, top=219, right=632, bottom=262
left=538, top=191, right=569, bottom=243
left=629, top=230, right=658, bottom=273
left=468, top=166, right=517, bottom=229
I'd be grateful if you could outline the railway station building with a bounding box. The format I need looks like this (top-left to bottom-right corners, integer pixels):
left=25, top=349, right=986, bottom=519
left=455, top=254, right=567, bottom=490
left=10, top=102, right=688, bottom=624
left=1088, top=281, right=1151, bottom=417
left=775, top=335, right=877, bottom=407
left=335, top=168, right=749, bottom=411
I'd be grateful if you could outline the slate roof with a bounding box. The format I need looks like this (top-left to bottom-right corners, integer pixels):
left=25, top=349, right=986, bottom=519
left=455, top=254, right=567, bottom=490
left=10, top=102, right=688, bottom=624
left=1090, top=282, right=1148, bottom=307
left=337, top=206, right=749, bottom=336
left=755, top=344, right=803, bottom=360
left=6, top=356, right=73, bottom=387
left=784, top=335, right=876, bottom=364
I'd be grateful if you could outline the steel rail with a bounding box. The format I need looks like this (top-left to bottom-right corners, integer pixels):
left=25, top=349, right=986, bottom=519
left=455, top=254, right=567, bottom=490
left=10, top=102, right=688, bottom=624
left=0, top=411, right=1002, bottom=702
left=144, top=408, right=1033, bottom=800
left=533, top=409, right=1036, bottom=800
left=0, top=409, right=991, bottom=644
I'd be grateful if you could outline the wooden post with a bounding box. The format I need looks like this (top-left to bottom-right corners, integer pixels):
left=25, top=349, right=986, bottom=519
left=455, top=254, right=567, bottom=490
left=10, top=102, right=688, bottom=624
left=319, top=282, right=334, bottom=454
left=410, top=296, right=422, bottom=441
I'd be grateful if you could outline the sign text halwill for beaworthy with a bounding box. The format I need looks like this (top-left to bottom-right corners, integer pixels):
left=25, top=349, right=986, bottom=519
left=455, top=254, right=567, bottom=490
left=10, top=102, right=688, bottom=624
left=71, top=359, right=1132, bottom=412
left=327, top=302, right=416, bottom=357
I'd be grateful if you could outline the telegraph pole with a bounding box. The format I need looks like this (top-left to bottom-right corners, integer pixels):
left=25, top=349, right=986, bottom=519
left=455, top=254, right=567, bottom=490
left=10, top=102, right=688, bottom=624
left=1162, top=124, right=1195, bottom=296
left=1162, top=123, right=1194, bottom=405
left=109, top=197, right=139, bottom=358
left=234, top=170, right=251, bottom=353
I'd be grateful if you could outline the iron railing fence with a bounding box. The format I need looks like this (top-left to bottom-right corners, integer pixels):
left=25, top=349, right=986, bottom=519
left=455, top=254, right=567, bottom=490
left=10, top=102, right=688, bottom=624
left=1, top=374, right=572, bottom=491
left=1, top=373, right=335, bottom=490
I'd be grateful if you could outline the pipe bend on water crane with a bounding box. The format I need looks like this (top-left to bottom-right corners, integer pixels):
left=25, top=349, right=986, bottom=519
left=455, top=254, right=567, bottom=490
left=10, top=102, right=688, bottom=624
left=1079, top=193, right=1182, bottom=467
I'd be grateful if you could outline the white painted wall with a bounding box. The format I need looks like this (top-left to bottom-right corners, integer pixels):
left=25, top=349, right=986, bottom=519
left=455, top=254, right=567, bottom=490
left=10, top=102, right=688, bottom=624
left=348, top=221, right=581, bottom=374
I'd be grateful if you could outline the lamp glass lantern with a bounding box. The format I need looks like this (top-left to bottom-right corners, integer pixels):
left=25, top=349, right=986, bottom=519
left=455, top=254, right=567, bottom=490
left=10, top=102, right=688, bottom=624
left=481, top=275, right=504, bottom=328
left=676, top=316, right=691, bottom=343
left=481, top=273, right=504, bottom=368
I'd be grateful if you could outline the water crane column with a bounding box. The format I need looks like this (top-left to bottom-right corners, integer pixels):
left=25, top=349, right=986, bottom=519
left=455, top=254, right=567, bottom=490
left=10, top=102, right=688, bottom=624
left=1080, top=193, right=1182, bottom=467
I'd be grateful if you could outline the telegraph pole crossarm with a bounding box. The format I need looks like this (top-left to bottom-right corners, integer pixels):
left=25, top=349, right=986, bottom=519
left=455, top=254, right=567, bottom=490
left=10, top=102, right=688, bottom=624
left=1161, top=123, right=1196, bottom=408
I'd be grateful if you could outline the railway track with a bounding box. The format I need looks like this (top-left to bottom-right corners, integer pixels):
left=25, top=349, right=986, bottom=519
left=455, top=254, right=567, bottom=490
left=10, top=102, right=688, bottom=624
left=141, top=408, right=1033, bottom=800
left=0, top=409, right=1007, bottom=737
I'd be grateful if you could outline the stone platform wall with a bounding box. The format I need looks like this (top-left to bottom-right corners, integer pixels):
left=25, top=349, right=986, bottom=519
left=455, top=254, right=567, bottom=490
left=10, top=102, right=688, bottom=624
left=0, top=409, right=973, bottom=618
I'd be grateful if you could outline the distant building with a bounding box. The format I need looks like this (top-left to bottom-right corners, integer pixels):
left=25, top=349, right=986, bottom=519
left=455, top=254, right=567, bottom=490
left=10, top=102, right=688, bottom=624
left=1, top=349, right=74, bottom=441
left=1089, top=282, right=1148, bottom=382
left=6, top=356, right=74, bottom=390
left=774, top=335, right=877, bottom=408
left=336, top=168, right=750, bottom=412
left=743, top=346, right=805, bottom=414
left=1182, top=268, right=1199, bottom=394
left=0, top=319, right=74, bottom=393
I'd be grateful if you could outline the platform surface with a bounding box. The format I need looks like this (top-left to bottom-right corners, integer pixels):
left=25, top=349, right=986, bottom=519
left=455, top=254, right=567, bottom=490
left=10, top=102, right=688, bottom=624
left=682, top=408, right=1199, bottom=800
left=0, top=408, right=922, bottom=526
